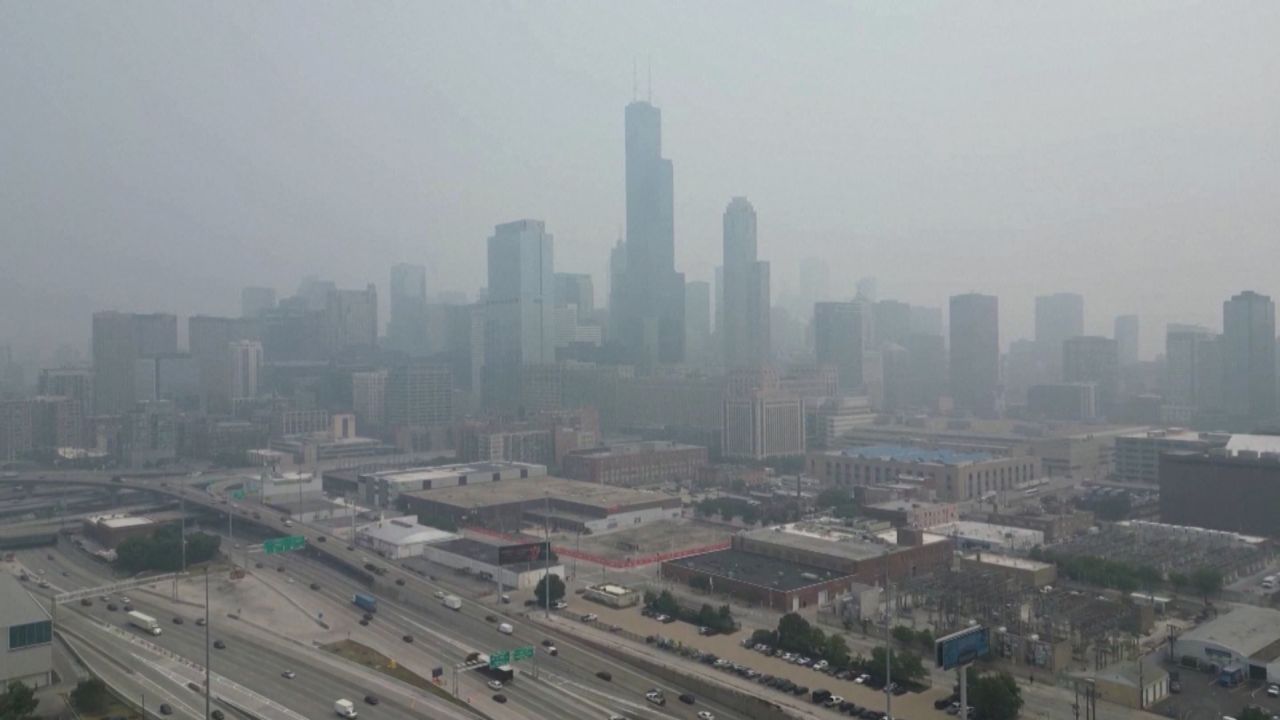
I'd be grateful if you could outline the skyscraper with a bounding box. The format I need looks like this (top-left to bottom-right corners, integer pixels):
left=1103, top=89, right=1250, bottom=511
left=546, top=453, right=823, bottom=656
left=615, top=100, right=684, bottom=367
left=240, top=287, right=276, bottom=318
left=1063, top=336, right=1119, bottom=417
left=949, top=293, right=1000, bottom=418
left=1164, top=324, right=1215, bottom=408
left=228, top=340, right=263, bottom=400
left=323, top=284, right=378, bottom=355
left=1223, top=291, right=1277, bottom=428
left=92, top=311, right=178, bottom=415
left=1114, top=314, right=1140, bottom=366
left=873, top=300, right=912, bottom=348
left=188, top=315, right=259, bottom=414
left=813, top=302, right=865, bottom=394
left=554, top=273, right=595, bottom=317
left=388, top=263, right=428, bottom=355
left=684, top=281, right=712, bottom=369
left=484, top=220, right=554, bottom=408
left=720, top=197, right=770, bottom=368
left=1035, top=292, right=1084, bottom=380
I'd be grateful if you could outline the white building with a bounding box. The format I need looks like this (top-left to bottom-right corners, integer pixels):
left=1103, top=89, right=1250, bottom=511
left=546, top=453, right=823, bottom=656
left=356, top=518, right=455, bottom=559
left=228, top=340, right=263, bottom=400
left=0, top=575, right=53, bottom=688
left=357, top=461, right=546, bottom=509
left=1175, top=605, right=1280, bottom=682
left=926, top=520, right=1044, bottom=553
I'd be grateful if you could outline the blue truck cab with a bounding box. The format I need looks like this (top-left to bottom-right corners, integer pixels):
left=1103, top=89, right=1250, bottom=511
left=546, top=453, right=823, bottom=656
left=353, top=593, right=377, bottom=613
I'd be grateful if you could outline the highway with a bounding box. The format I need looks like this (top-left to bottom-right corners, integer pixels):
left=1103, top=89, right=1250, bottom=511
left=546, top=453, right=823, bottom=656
left=2, top=472, right=761, bottom=720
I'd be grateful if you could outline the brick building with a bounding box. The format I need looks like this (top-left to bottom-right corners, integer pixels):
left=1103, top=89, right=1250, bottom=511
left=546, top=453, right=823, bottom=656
left=807, top=445, right=1041, bottom=502
left=862, top=500, right=958, bottom=529
left=561, top=441, right=708, bottom=488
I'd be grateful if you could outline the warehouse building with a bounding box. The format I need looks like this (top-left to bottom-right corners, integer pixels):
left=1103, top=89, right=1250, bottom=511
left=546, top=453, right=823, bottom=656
left=356, top=461, right=546, bottom=509
left=1160, top=442, right=1280, bottom=537
left=355, top=518, right=456, bottom=559
left=561, top=441, right=708, bottom=488
left=400, top=476, right=682, bottom=534
left=1174, top=606, right=1280, bottom=683
left=0, top=574, right=53, bottom=688
left=419, top=537, right=564, bottom=589
left=662, top=547, right=858, bottom=612
left=731, top=522, right=953, bottom=586
left=958, top=552, right=1056, bottom=589
left=807, top=445, right=1041, bottom=502
left=862, top=500, right=958, bottom=529
left=1112, top=429, right=1228, bottom=484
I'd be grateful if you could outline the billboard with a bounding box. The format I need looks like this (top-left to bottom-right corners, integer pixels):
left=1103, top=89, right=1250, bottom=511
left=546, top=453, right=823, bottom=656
left=935, top=625, right=990, bottom=670
left=497, top=542, right=549, bottom=565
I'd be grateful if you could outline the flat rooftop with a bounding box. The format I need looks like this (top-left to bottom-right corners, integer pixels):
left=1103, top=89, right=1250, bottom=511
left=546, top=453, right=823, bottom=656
left=1119, top=428, right=1218, bottom=443
left=866, top=500, right=952, bottom=513
left=571, top=442, right=705, bottom=458
left=666, top=548, right=853, bottom=592
left=927, top=521, right=1043, bottom=547
left=367, top=461, right=544, bottom=484
left=360, top=520, right=455, bottom=546
left=959, top=552, right=1053, bottom=572
left=1179, top=605, right=1280, bottom=662
left=433, top=537, right=549, bottom=573
left=95, top=516, right=153, bottom=529
left=742, top=523, right=896, bottom=561
left=831, top=445, right=994, bottom=465
left=404, top=476, right=673, bottom=511
left=1226, top=434, right=1280, bottom=456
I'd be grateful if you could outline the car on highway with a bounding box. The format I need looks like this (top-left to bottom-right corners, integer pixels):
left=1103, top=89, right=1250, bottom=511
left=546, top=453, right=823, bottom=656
left=596, top=671, right=612, bottom=682
left=122, top=604, right=133, bottom=612
left=364, top=695, right=378, bottom=706
left=310, top=583, right=320, bottom=591
left=159, top=703, right=173, bottom=715
left=644, top=691, right=665, bottom=706
left=492, top=693, right=507, bottom=704
left=433, top=591, right=445, bottom=599
left=487, top=680, right=504, bottom=691
left=195, top=618, right=206, bottom=626
left=581, top=613, right=598, bottom=622
left=696, top=713, right=715, bottom=720
left=80, top=598, right=92, bottom=607
left=678, top=693, right=696, bottom=705
left=608, top=715, right=627, bottom=720
left=281, top=671, right=295, bottom=679
left=484, top=614, right=497, bottom=623
left=213, top=640, right=226, bottom=649
left=210, top=710, right=224, bottom=719
left=106, top=603, right=118, bottom=611
left=402, top=635, right=413, bottom=643
left=172, top=617, right=184, bottom=625
left=395, top=578, right=405, bottom=586
left=545, top=645, right=557, bottom=656
left=542, top=639, right=555, bottom=647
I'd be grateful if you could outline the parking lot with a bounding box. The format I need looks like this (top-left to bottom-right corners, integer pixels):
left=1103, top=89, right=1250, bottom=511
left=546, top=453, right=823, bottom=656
left=1155, top=665, right=1280, bottom=720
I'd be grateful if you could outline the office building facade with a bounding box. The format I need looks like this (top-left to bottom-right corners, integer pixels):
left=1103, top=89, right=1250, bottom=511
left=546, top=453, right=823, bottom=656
left=949, top=293, right=1000, bottom=418
left=720, top=197, right=770, bottom=369
left=813, top=302, right=865, bottom=394
left=92, top=311, right=178, bottom=414
left=1223, top=291, right=1277, bottom=429
left=484, top=220, right=554, bottom=408
left=388, top=263, right=429, bottom=355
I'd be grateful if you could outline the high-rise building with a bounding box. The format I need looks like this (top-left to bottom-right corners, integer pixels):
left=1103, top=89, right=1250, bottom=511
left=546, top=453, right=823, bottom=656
left=92, top=312, right=178, bottom=415
left=614, top=100, right=685, bottom=367
left=386, top=364, right=453, bottom=430
left=133, top=354, right=199, bottom=410
left=813, top=302, right=865, bottom=393
left=720, top=197, right=770, bottom=368
left=241, top=287, right=277, bottom=318
left=554, top=273, right=595, bottom=317
left=38, top=367, right=94, bottom=429
left=873, top=300, right=912, bottom=348
left=484, top=220, right=554, bottom=408
left=902, top=333, right=947, bottom=411
left=856, top=277, right=878, bottom=302
left=949, top=293, right=1000, bottom=418
left=881, top=343, right=911, bottom=412
left=189, top=315, right=259, bottom=414
left=1114, top=314, right=1140, bottom=366
left=909, top=305, right=944, bottom=337
left=388, top=263, right=428, bottom=355
left=1063, top=336, right=1119, bottom=416
left=0, top=400, right=33, bottom=461
left=228, top=340, right=263, bottom=400
left=1223, top=291, right=1277, bottom=428
left=1035, top=293, right=1085, bottom=353
left=1164, top=324, right=1214, bottom=408
left=684, top=281, right=712, bottom=368
left=352, top=369, right=388, bottom=433
left=323, top=284, right=378, bottom=355
left=723, top=391, right=805, bottom=460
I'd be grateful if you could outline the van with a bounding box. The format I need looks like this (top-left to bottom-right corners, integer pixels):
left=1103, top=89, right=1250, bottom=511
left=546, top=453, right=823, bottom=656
left=1263, top=579, right=1275, bottom=590
left=498, top=622, right=514, bottom=635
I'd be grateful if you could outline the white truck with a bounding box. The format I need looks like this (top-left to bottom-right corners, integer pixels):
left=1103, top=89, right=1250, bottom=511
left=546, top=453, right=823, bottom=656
left=333, top=699, right=358, bottom=718
left=442, top=594, right=462, bottom=611
left=127, top=611, right=162, bottom=636
left=497, top=622, right=514, bottom=635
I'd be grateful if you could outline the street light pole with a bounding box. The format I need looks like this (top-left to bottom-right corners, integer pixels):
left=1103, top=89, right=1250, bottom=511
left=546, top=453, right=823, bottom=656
left=204, top=567, right=211, bottom=720
left=544, top=492, right=551, bottom=619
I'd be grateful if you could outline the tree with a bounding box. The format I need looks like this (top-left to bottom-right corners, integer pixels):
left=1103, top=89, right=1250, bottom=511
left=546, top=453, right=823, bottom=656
left=892, top=625, right=917, bottom=645
left=824, top=634, right=851, bottom=669
left=777, top=613, right=814, bottom=653
left=0, top=681, right=39, bottom=720
left=1190, top=567, right=1223, bottom=603
left=654, top=590, right=681, bottom=617
left=69, top=679, right=109, bottom=714
left=966, top=672, right=1023, bottom=720
left=1239, top=706, right=1269, bottom=720
left=533, top=573, right=565, bottom=606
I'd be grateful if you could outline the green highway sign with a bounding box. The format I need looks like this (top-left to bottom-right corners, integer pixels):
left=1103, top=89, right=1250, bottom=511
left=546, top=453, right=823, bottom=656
left=512, top=646, right=533, bottom=661
left=263, top=535, right=306, bottom=555
left=230, top=490, right=246, bottom=500
left=488, top=651, right=510, bottom=668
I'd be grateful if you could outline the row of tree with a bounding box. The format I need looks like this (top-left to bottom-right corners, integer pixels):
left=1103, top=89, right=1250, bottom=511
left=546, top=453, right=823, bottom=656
left=814, top=489, right=859, bottom=519
left=0, top=681, right=38, bottom=719
left=891, top=624, right=936, bottom=653
left=1030, top=546, right=1223, bottom=599
left=643, top=589, right=738, bottom=634
left=964, top=671, right=1024, bottom=720
left=749, top=613, right=928, bottom=685
left=115, top=525, right=220, bottom=574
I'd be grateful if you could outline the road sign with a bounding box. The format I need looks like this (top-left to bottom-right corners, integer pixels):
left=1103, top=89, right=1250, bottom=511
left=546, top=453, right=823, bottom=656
left=263, top=535, right=306, bottom=555
left=512, top=646, right=534, bottom=661
left=488, top=651, right=510, bottom=668
left=231, top=490, right=246, bottom=500
left=935, top=625, right=990, bottom=670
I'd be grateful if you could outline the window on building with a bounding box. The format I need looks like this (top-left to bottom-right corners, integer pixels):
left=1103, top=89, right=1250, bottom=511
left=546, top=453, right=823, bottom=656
left=9, top=620, right=51, bottom=650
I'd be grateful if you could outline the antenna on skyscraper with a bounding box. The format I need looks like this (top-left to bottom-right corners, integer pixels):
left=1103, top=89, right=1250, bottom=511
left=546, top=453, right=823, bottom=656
left=647, top=56, right=653, bottom=102
left=632, top=59, right=638, bottom=100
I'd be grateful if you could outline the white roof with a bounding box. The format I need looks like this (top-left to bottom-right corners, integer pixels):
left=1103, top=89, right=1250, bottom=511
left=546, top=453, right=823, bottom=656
left=360, top=521, right=455, bottom=546
left=1179, top=605, right=1280, bottom=660
left=927, top=521, right=1043, bottom=548
left=960, top=552, right=1052, bottom=571
left=1226, top=434, right=1280, bottom=456
left=98, top=516, right=153, bottom=529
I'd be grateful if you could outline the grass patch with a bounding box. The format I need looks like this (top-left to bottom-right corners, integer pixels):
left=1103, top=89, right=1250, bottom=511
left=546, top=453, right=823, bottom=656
left=70, top=692, right=142, bottom=720
left=322, top=640, right=480, bottom=714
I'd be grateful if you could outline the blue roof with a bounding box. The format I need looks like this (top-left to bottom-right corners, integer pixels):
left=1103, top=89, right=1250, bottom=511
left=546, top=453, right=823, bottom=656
left=837, top=445, right=993, bottom=465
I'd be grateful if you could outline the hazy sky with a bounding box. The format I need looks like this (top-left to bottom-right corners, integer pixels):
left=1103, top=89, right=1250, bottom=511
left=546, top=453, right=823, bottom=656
left=3, top=2, right=1279, bottom=360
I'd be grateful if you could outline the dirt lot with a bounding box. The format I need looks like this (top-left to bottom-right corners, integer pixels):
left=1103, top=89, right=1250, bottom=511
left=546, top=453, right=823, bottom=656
left=565, top=519, right=730, bottom=561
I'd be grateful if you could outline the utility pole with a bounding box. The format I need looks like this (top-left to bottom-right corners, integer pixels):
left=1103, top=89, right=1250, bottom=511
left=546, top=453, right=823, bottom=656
left=204, top=567, right=211, bottom=720
left=176, top=494, right=186, bottom=601
left=543, top=492, right=551, bottom=619
left=959, top=665, right=969, bottom=720
left=883, top=552, right=893, bottom=719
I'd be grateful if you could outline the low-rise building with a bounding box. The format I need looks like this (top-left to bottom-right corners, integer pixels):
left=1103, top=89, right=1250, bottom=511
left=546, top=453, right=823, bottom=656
left=862, top=500, right=958, bottom=529
left=986, top=510, right=1095, bottom=545
left=1112, top=429, right=1229, bottom=484
left=1160, top=445, right=1280, bottom=537
left=926, top=520, right=1044, bottom=553
left=1072, top=654, right=1168, bottom=710
left=733, top=522, right=953, bottom=586
left=583, top=583, right=642, bottom=608
left=82, top=514, right=158, bottom=548
left=1174, top=606, right=1280, bottom=682
left=0, top=574, right=52, bottom=688
left=808, top=445, right=1041, bottom=502
left=561, top=441, right=708, bottom=488
left=662, top=547, right=858, bottom=613
left=419, top=537, right=564, bottom=589
left=957, top=552, right=1056, bottom=589
left=355, top=518, right=455, bottom=559
left=356, top=461, right=546, bottom=509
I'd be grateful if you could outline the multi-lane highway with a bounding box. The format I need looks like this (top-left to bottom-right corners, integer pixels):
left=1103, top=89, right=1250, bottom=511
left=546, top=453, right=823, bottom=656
left=2, top=471, right=770, bottom=720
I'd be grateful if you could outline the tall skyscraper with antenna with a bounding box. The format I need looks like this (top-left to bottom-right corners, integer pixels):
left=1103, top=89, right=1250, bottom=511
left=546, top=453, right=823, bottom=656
left=613, top=88, right=684, bottom=368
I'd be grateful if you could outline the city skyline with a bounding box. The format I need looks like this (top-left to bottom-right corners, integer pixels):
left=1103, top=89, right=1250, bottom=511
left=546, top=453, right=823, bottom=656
left=5, top=4, right=1280, bottom=360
